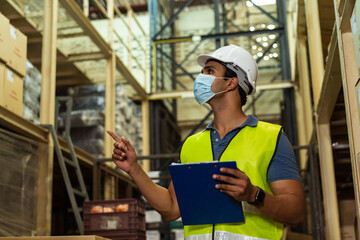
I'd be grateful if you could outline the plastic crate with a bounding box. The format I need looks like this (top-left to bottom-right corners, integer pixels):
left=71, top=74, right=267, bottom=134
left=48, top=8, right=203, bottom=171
left=84, top=211, right=145, bottom=231
left=84, top=198, right=146, bottom=215
left=86, top=229, right=146, bottom=240
left=84, top=198, right=146, bottom=232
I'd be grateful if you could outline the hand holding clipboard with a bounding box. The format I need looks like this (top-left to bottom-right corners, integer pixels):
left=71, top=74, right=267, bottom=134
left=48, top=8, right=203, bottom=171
left=169, top=161, right=245, bottom=225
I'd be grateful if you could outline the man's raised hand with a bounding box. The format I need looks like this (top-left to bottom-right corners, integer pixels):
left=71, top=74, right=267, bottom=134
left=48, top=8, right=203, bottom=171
left=107, top=130, right=138, bottom=174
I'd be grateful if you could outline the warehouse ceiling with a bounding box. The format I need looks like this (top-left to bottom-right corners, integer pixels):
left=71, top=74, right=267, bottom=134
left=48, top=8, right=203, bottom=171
left=0, top=0, right=146, bottom=98
left=0, top=0, right=309, bottom=140
left=151, top=0, right=295, bottom=137
left=0, top=1, right=90, bottom=85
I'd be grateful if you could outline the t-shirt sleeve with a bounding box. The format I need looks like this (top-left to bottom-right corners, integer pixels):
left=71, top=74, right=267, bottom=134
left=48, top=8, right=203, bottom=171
left=267, top=132, right=302, bottom=183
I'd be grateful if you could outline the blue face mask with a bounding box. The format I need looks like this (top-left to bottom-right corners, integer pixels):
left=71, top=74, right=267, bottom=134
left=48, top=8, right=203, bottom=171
left=193, top=73, right=230, bottom=105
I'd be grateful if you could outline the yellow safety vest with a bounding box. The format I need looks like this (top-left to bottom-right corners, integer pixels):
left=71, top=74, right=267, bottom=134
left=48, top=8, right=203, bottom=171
left=179, top=121, right=284, bottom=240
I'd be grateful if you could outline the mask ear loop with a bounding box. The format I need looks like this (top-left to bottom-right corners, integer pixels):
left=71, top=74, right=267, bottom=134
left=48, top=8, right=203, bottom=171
left=213, top=89, right=229, bottom=95
left=227, top=79, right=240, bottom=93
left=213, top=77, right=237, bottom=95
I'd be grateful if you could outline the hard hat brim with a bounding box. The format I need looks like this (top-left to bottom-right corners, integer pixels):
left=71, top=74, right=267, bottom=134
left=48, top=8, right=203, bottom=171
left=197, top=54, right=228, bottom=67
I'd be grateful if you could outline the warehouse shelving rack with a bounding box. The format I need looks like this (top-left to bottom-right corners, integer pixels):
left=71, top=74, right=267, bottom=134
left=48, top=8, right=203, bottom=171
left=0, top=0, right=150, bottom=236
left=296, top=0, right=360, bottom=239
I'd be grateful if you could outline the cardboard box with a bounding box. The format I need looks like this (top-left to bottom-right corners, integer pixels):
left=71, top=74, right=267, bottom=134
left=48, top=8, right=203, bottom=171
left=0, top=12, right=10, bottom=63
left=0, top=62, right=23, bottom=115
left=7, top=24, right=27, bottom=77
left=147, top=230, right=161, bottom=240
left=339, top=199, right=356, bottom=240
left=171, top=229, right=184, bottom=240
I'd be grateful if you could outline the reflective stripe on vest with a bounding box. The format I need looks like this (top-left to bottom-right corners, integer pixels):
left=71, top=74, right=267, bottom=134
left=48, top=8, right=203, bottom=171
left=180, top=121, right=284, bottom=240
left=185, top=231, right=269, bottom=240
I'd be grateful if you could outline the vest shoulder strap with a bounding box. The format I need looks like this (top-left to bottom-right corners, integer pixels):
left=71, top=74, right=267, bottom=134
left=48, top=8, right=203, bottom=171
left=180, top=130, right=212, bottom=164
left=256, top=121, right=283, bottom=133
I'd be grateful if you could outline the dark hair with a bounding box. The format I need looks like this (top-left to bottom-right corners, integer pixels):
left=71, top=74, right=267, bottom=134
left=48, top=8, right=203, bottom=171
left=206, top=59, right=247, bottom=106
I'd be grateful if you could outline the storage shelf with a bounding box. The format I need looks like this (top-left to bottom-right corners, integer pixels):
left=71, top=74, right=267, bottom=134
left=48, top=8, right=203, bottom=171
left=0, top=0, right=147, bottom=99
left=0, top=106, right=135, bottom=188
left=298, top=0, right=360, bottom=238
left=0, top=1, right=92, bottom=86
left=0, top=106, right=95, bottom=164
left=317, top=26, right=342, bottom=124
left=58, top=137, right=95, bottom=166
left=0, top=106, right=48, bottom=142
left=0, top=236, right=110, bottom=240
left=338, top=0, right=355, bottom=31
left=99, top=164, right=137, bottom=189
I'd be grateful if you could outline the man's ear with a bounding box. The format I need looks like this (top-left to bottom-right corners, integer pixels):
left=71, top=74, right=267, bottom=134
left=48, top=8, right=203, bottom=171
left=228, top=77, right=239, bottom=89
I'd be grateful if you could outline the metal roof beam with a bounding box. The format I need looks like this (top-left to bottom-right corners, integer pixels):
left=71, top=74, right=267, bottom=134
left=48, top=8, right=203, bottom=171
left=154, top=28, right=284, bottom=44
left=153, top=0, right=194, bottom=40
left=248, top=0, right=282, bottom=26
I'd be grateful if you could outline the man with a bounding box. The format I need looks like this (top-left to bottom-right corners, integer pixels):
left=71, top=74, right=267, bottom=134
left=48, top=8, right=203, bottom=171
left=108, top=44, right=304, bottom=240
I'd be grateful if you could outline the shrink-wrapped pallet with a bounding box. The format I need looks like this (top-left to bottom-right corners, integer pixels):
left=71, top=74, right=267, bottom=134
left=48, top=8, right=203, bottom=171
left=0, top=129, right=44, bottom=236
left=22, top=60, right=41, bottom=124
left=57, top=83, right=143, bottom=158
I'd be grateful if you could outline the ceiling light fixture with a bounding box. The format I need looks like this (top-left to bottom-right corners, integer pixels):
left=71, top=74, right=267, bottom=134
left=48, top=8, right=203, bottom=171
left=269, top=34, right=276, bottom=39
left=246, top=0, right=276, bottom=7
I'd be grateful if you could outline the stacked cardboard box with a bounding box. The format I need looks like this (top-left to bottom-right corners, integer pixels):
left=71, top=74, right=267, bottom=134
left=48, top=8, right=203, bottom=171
left=0, top=12, right=10, bottom=63
left=0, top=63, right=23, bottom=115
left=0, top=12, right=27, bottom=116
left=339, top=199, right=356, bottom=240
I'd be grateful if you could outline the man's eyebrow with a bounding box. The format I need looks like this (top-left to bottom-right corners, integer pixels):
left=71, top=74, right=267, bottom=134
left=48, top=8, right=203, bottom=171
left=203, top=65, right=216, bottom=70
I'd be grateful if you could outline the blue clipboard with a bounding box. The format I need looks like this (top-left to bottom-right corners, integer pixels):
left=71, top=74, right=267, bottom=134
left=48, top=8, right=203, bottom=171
left=169, top=161, right=244, bottom=225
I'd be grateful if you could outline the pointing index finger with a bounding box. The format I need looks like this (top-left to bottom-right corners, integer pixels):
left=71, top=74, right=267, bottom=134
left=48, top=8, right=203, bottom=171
left=107, top=130, right=121, bottom=142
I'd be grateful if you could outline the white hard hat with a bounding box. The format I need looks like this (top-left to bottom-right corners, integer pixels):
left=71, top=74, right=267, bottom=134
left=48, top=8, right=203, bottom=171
left=197, top=44, right=258, bottom=95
